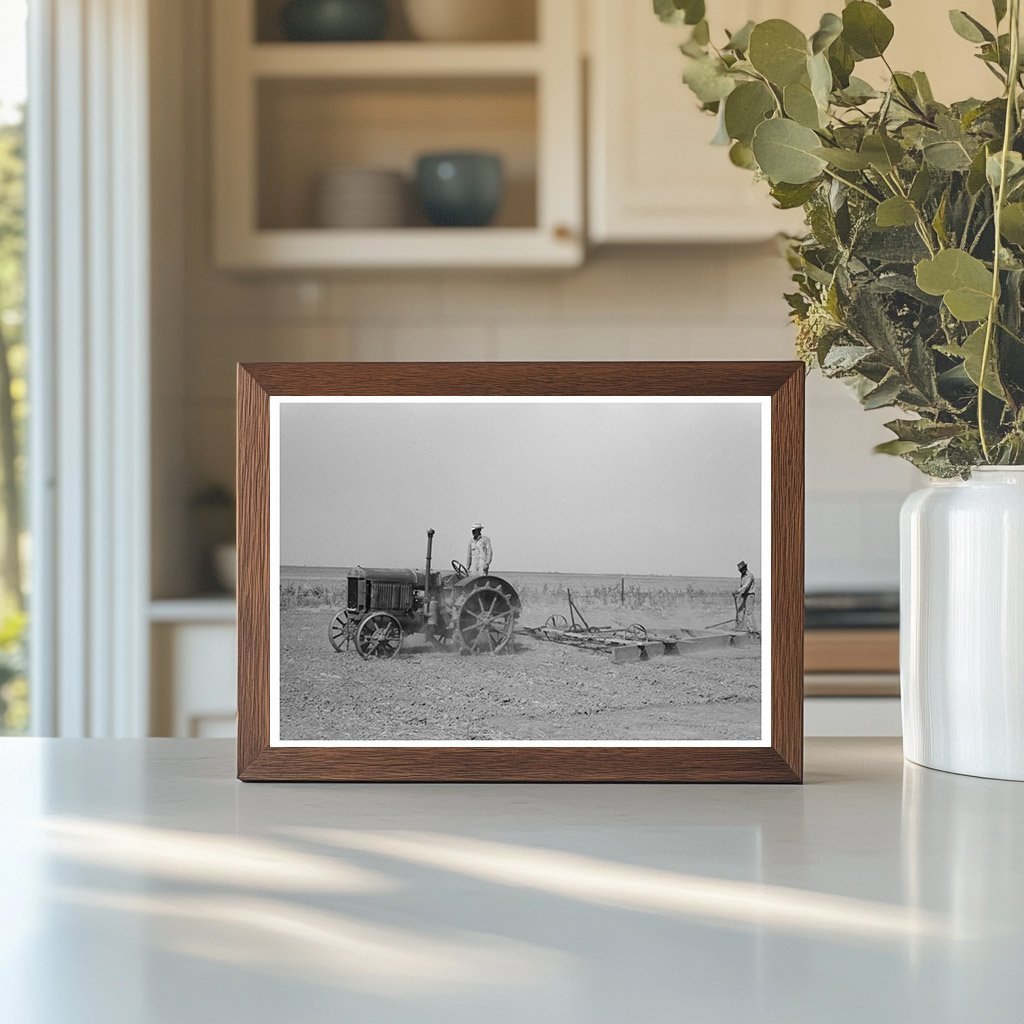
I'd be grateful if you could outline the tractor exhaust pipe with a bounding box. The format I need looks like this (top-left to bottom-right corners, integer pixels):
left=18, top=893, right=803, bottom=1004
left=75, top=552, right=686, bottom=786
left=425, top=528, right=435, bottom=596
left=425, top=528, right=436, bottom=629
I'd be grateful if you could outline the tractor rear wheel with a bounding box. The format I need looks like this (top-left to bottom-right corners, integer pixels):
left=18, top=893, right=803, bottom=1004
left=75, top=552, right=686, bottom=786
left=356, top=612, right=403, bottom=660
left=457, top=585, right=515, bottom=654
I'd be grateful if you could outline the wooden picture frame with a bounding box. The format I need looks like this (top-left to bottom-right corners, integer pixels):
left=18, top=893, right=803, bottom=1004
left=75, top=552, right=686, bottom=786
left=237, top=362, right=804, bottom=782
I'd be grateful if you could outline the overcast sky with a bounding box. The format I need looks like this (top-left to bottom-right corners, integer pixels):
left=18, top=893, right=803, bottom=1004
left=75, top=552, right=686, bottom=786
left=278, top=399, right=763, bottom=577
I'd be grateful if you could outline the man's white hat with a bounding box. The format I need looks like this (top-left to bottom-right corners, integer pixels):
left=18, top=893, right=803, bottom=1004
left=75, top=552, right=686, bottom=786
left=471, top=522, right=483, bottom=530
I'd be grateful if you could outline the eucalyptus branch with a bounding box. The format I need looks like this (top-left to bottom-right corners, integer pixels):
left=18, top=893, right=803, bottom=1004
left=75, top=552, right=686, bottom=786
left=664, top=1, right=1024, bottom=473
left=884, top=170, right=939, bottom=254
left=969, top=212, right=994, bottom=253
left=978, top=0, right=1021, bottom=461
left=749, top=68, right=784, bottom=117
left=962, top=191, right=980, bottom=249
left=822, top=168, right=881, bottom=205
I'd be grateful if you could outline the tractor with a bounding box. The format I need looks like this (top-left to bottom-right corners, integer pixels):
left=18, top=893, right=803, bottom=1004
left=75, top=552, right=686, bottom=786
left=327, top=529, right=521, bottom=660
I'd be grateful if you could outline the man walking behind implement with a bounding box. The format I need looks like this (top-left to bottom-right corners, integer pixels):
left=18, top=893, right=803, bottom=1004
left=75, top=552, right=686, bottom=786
left=467, top=522, right=492, bottom=576
left=734, top=560, right=755, bottom=628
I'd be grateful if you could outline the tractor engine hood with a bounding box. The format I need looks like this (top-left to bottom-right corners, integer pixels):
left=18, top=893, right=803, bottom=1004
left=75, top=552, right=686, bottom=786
left=350, top=567, right=429, bottom=586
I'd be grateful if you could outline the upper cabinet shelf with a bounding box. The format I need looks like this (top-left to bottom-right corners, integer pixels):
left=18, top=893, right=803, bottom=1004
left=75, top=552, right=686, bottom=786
left=248, top=42, right=545, bottom=78
left=211, top=0, right=582, bottom=270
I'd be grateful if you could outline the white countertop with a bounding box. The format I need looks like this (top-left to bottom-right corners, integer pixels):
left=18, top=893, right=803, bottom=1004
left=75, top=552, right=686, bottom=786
left=1, top=738, right=1020, bottom=1023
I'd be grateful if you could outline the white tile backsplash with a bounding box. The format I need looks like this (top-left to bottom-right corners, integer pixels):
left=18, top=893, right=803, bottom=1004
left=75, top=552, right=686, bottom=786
left=164, top=0, right=918, bottom=597
left=181, top=249, right=918, bottom=592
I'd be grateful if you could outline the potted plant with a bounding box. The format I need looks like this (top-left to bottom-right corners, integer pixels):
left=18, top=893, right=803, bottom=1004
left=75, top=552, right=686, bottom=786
left=192, top=484, right=236, bottom=595
left=658, top=0, right=1024, bottom=779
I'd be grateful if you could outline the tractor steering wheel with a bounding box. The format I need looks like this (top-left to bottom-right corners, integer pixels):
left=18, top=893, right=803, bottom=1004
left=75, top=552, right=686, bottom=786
left=452, top=560, right=469, bottom=578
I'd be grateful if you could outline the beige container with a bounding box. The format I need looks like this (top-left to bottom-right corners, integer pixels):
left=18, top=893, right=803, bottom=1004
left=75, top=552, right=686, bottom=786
left=315, top=168, right=407, bottom=228
left=403, top=0, right=535, bottom=42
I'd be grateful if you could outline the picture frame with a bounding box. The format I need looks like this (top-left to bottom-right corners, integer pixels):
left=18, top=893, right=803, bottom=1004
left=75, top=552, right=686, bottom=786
left=237, top=361, right=804, bottom=782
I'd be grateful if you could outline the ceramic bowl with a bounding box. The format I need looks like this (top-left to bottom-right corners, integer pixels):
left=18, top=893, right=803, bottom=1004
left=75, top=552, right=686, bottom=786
left=316, top=168, right=407, bottom=228
left=403, top=0, right=534, bottom=42
left=415, top=152, right=504, bottom=228
left=281, top=0, right=388, bottom=42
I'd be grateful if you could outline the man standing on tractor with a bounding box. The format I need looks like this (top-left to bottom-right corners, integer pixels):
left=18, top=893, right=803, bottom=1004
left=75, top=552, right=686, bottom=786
left=467, top=522, right=492, bottom=576
left=733, top=560, right=755, bottom=627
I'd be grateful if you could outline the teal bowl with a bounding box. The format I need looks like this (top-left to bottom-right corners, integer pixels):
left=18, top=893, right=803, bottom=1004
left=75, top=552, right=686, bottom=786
left=415, top=153, right=505, bottom=228
left=281, top=0, right=388, bottom=42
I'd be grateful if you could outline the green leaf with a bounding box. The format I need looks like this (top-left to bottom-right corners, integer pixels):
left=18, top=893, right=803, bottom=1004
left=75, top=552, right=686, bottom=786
left=860, top=133, right=904, bottom=173
left=948, top=10, right=994, bottom=44
left=876, top=197, right=918, bottom=228
left=751, top=118, right=828, bottom=184
left=729, top=140, right=757, bottom=169
left=875, top=438, right=922, bottom=455
left=723, top=81, right=775, bottom=144
left=842, top=1, right=895, bottom=59
left=748, top=20, right=809, bottom=86
left=814, top=146, right=872, bottom=170
left=1000, top=203, right=1024, bottom=244
left=986, top=150, right=1024, bottom=191
left=891, top=72, right=928, bottom=115
left=771, top=180, right=820, bottom=209
left=837, top=76, right=879, bottom=104
left=923, top=140, right=973, bottom=171
left=909, top=164, right=933, bottom=205
left=653, top=0, right=705, bottom=26
left=682, top=57, right=736, bottom=104
left=807, top=51, right=833, bottom=109
left=913, top=71, right=935, bottom=104
left=810, top=12, right=843, bottom=54
left=784, top=80, right=824, bottom=129
left=683, top=2, right=706, bottom=27
left=932, top=190, right=950, bottom=246
left=724, top=20, right=755, bottom=53
left=827, top=35, right=856, bottom=88
left=915, top=249, right=994, bottom=321
left=967, top=144, right=991, bottom=194
left=938, top=325, right=1006, bottom=397
left=884, top=418, right=963, bottom=443
left=862, top=375, right=903, bottom=409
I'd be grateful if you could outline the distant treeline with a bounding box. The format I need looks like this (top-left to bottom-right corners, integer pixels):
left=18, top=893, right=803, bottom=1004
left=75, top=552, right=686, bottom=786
left=279, top=574, right=733, bottom=612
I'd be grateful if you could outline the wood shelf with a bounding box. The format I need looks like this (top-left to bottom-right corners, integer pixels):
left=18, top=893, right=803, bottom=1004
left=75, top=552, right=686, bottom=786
left=804, top=629, right=900, bottom=675
left=217, top=227, right=580, bottom=270
left=150, top=597, right=237, bottom=624
left=249, top=42, right=544, bottom=78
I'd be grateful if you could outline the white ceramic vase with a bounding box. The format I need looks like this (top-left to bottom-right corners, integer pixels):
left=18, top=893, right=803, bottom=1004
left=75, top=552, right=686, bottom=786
left=900, top=467, right=1024, bottom=780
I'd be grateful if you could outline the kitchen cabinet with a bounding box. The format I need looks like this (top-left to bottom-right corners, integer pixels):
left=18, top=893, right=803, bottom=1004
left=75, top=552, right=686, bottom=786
left=150, top=600, right=237, bottom=738
left=587, top=0, right=813, bottom=243
left=211, top=0, right=583, bottom=269
left=587, top=0, right=998, bottom=244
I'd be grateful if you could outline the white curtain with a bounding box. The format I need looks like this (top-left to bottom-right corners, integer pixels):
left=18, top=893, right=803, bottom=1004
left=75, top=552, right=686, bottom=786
left=28, top=0, right=150, bottom=736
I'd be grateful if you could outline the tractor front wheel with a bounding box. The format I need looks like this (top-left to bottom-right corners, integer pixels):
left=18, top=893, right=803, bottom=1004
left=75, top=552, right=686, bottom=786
left=328, top=610, right=355, bottom=652
left=356, top=612, right=403, bottom=660
left=457, top=585, right=515, bottom=654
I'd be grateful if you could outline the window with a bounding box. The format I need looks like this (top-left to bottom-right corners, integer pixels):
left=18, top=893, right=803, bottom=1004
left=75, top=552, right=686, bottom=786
left=0, top=0, right=28, bottom=734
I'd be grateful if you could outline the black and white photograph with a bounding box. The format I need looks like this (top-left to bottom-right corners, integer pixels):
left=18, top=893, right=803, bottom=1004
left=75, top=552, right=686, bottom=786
left=270, top=396, right=770, bottom=746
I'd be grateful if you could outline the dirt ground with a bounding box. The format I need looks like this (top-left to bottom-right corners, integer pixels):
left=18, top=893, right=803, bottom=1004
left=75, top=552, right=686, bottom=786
left=278, top=606, right=762, bottom=743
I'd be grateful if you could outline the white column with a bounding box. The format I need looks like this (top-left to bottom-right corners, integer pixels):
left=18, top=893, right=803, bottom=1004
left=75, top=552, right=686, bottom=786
left=28, top=0, right=150, bottom=737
